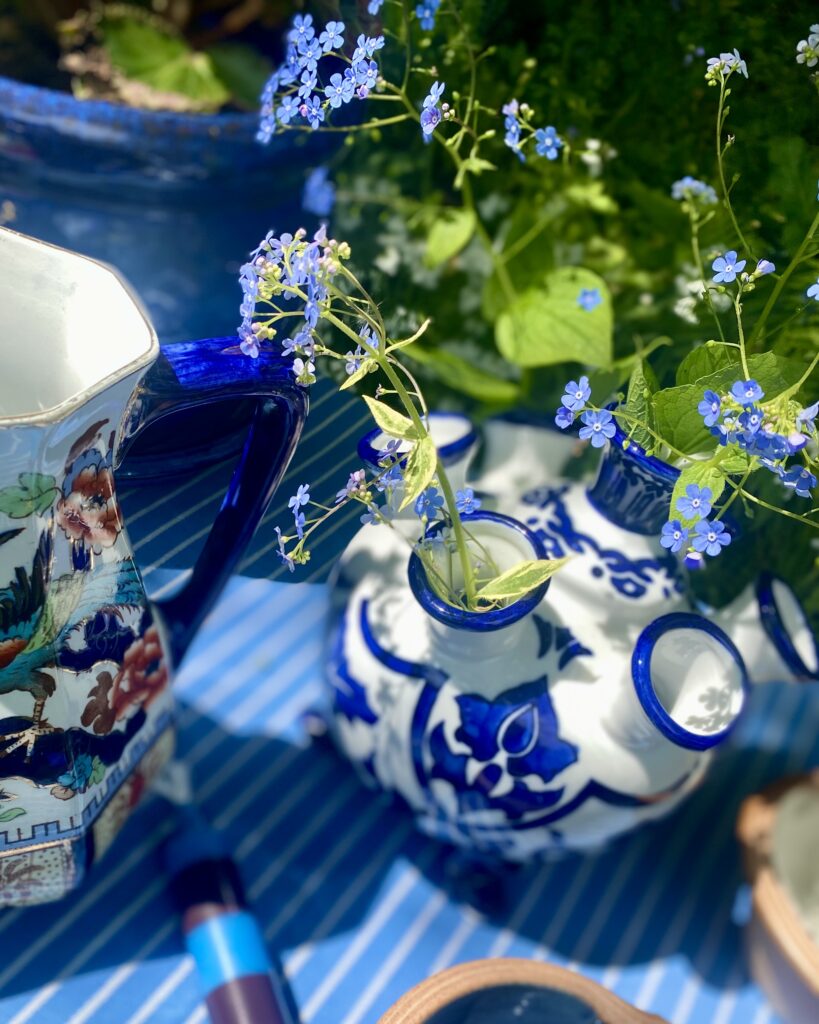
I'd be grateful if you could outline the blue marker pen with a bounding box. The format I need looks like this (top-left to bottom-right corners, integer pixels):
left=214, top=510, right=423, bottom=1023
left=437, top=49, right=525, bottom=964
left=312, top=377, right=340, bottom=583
left=164, top=808, right=295, bottom=1024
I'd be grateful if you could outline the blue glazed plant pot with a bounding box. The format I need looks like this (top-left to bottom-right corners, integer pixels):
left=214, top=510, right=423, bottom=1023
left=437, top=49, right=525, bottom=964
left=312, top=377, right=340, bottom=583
left=0, top=76, right=326, bottom=344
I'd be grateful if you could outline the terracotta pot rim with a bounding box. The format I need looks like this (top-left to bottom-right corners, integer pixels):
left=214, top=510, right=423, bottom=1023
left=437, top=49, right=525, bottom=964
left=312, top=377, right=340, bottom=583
left=736, top=770, right=819, bottom=997
left=377, top=958, right=666, bottom=1023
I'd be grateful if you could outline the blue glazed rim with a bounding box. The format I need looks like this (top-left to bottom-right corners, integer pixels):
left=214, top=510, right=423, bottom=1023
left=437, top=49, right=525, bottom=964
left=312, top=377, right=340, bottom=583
left=357, top=412, right=478, bottom=471
left=631, top=612, right=750, bottom=750
left=756, top=572, right=819, bottom=681
left=0, top=75, right=260, bottom=139
left=0, top=75, right=331, bottom=183
left=407, top=510, right=551, bottom=633
left=606, top=409, right=681, bottom=486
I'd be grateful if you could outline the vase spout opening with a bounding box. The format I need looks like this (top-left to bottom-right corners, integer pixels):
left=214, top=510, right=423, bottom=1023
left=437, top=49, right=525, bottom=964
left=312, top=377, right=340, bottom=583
left=756, top=574, right=819, bottom=682
left=631, top=613, right=749, bottom=750
left=408, top=510, right=550, bottom=633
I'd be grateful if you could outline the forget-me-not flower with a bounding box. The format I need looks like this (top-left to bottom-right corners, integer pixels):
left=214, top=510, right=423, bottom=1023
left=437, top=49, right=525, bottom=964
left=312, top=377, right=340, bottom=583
left=455, top=488, right=481, bottom=515
left=420, top=81, right=445, bottom=138
left=731, top=379, right=764, bottom=405
left=712, top=250, right=746, bottom=284
left=555, top=406, right=575, bottom=430
left=535, top=126, right=563, bottom=160
left=692, top=519, right=732, bottom=556
left=781, top=466, right=816, bottom=498
left=416, top=0, right=440, bottom=31
left=577, top=288, right=602, bottom=311
left=660, top=520, right=689, bottom=553
left=303, top=166, right=335, bottom=217
left=676, top=483, right=712, bottom=520
left=319, top=20, right=345, bottom=52
left=415, top=486, right=445, bottom=519
left=578, top=409, right=616, bottom=448
left=561, top=376, right=591, bottom=411
left=698, top=389, right=721, bottom=427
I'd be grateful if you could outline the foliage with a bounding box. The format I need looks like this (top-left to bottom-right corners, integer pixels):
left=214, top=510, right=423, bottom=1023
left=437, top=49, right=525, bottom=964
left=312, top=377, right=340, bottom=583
left=239, top=227, right=564, bottom=611
left=246, top=1, right=819, bottom=619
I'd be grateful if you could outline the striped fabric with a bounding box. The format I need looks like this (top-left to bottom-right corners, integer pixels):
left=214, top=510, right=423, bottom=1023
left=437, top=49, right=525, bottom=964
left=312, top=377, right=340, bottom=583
left=0, top=383, right=812, bottom=1022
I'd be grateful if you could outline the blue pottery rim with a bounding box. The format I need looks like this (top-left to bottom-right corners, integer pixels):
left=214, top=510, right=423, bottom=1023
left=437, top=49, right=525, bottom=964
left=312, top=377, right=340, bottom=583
left=407, top=510, right=550, bottom=633
left=756, top=572, right=819, bottom=681
left=0, top=74, right=331, bottom=183
left=0, top=75, right=261, bottom=139
left=631, top=612, right=750, bottom=751
left=606, top=408, right=681, bottom=486
left=357, top=412, right=478, bottom=470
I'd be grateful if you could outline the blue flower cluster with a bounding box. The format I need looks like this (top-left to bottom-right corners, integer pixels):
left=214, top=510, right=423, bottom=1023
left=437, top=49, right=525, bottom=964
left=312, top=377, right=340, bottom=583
left=554, top=378, right=615, bottom=446
left=421, top=81, right=446, bottom=140
left=662, top=483, right=731, bottom=567
left=416, top=1, right=440, bottom=31
left=345, top=325, right=380, bottom=377
left=288, top=483, right=310, bottom=540
left=671, top=176, right=718, bottom=205
left=705, top=48, right=748, bottom=83
left=502, top=99, right=563, bottom=164
left=709, top=250, right=775, bottom=287
left=238, top=226, right=339, bottom=380
left=697, top=379, right=818, bottom=499
left=257, top=14, right=385, bottom=142
left=662, top=484, right=732, bottom=567
left=302, top=166, right=336, bottom=217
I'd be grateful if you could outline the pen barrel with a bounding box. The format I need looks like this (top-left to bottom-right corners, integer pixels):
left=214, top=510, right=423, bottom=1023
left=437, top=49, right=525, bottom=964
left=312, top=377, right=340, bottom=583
left=184, top=908, right=289, bottom=1024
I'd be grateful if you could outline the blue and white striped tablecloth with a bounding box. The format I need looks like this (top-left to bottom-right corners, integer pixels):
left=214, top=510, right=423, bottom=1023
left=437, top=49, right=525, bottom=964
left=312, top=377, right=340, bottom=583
left=0, top=383, right=815, bottom=1023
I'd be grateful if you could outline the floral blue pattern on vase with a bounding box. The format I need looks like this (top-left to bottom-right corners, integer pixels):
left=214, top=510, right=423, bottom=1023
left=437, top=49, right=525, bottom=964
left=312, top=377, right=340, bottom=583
left=324, top=508, right=751, bottom=859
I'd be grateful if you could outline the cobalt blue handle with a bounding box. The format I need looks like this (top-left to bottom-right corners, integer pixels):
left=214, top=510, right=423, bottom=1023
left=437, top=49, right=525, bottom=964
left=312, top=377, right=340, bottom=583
left=120, top=337, right=307, bottom=664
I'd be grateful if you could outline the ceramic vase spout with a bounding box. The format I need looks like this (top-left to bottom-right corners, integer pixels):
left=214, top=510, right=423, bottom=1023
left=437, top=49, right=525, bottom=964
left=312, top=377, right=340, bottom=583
left=710, top=574, right=819, bottom=684
left=325, top=506, right=724, bottom=859
left=607, top=613, right=750, bottom=755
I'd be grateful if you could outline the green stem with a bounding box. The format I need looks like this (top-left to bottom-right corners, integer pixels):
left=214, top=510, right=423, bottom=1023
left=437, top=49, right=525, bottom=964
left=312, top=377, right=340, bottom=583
left=690, top=215, right=726, bottom=343
left=716, top=77, right=753, bottom=258
left=434, top=458, right=478, bottom=605
left=750, top=210, right=819, bottom=346
left=733, top=290, right=750, bottom=379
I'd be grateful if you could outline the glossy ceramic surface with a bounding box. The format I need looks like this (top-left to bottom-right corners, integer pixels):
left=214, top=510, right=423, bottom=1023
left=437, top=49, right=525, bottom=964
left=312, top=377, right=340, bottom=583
left=323, top=414, right=817, bottom=858
left=0, top=229, right=306, bottom=904
left=0, top=75, right=326, bottom=344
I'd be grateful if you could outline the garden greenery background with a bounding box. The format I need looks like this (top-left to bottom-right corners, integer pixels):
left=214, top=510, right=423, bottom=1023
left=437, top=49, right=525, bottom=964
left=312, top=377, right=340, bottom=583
left=314, top=0, right=819, bottom=622
left=2, top=0, right=817, bottom=621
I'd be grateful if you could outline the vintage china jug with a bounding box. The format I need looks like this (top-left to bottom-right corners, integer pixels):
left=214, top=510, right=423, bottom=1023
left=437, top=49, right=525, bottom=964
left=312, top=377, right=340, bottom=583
left=323, top=412, right=817, bottom=859
left=0, top=228, right=306, bottom=905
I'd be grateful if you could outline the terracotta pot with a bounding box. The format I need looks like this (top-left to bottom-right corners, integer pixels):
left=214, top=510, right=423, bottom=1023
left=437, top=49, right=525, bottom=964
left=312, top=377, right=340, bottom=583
left=737, top=771, right=819, bottom=1024
left=378, top=959, right=667, bottom=1023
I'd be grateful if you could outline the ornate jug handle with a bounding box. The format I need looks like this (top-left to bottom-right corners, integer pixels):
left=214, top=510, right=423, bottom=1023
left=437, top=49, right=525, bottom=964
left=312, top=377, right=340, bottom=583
left=118, top=336, right=307, bottom=664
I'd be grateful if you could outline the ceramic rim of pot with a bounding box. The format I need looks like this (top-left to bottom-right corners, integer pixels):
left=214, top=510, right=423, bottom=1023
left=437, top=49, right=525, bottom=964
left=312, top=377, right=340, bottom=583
left=736, top=772, right=819, bottom=1000
left=357, top=412, right=478, bottom=470
left=0, top=75, right=259, bottom=138
left=631, top=612, right=750, bottom=750
left=607, top=407, right=681, bottom=485
left=407, top=510, right=551, bottom=632
left=377, top=958, right=666, bottom=1024
left=756, top=572, right=819, bottom=681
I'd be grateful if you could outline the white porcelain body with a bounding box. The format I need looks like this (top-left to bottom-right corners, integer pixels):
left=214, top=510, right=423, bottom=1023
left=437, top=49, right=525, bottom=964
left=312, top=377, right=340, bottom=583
left=325, top=508, right=749, bottom=859
left=323, top=413, right=817, bottom=859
